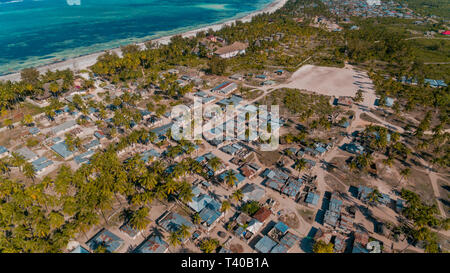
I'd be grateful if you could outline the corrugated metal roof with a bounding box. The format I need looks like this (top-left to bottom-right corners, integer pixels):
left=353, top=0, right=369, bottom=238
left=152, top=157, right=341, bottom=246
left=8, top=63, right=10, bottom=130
left=254, top=235, right=277, bottom=253
left=134, top=235, right=168, bottom=253
left=87, top=229, right=124, bottom=252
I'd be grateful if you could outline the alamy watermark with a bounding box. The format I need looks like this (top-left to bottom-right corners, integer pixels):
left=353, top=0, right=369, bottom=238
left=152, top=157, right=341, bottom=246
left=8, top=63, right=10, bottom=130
left=171, top=97, right=280, bottom=151
left=67, top=0, right=81, bottom=6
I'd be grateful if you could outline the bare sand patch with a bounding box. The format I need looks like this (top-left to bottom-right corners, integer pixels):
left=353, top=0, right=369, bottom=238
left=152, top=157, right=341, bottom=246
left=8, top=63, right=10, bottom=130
left=279, top=65, right=377, bottom=108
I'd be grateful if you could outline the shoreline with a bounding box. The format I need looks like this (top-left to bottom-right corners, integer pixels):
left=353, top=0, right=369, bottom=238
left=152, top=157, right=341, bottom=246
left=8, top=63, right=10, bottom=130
left=0, top=0, right=287, bottom=82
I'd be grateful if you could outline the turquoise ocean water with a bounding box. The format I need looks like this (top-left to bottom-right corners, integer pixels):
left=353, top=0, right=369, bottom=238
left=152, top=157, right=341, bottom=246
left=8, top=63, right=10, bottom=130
left=0, top=0, right=273, bottom=75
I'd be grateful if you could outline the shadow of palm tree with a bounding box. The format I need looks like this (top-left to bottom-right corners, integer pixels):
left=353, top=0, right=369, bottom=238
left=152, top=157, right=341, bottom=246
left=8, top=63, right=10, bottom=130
left=150, top=226, right=165, bottom=238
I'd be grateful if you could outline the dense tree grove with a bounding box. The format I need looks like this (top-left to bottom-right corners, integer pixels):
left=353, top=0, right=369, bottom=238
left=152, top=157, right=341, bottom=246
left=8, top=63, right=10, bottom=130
left=400, top=189, right=449, bottom=253
left=0, top=125, right=207, bottom=252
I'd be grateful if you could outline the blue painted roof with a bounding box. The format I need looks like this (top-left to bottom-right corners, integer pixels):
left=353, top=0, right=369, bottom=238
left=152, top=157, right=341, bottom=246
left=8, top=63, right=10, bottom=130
left=425, top=79, right=447, bottom=87
left=315, top=146, right=327, bottom=154
left=274, top=221, right=290, bottom=234
left=83, top=139, right=100, bottom=150
left=119, top=223, right=140, bottom=238
left=134, top=235, right=168, bottom=253
left=345, top=143, right=364, bottom=154
left=191, top=186, right=201, bottom=197
left=29, top=127, right=40, bottom=135
left=305, top=192, right=320, bottom=205
left=32, top=157, right=54, bottom=172
left=229, top=95, right=243, bottom=104
left=94, top=131, right=105, bottom=139
left=0, top=146, right=8, bottom=154
left=385, top=97, right=394, bottom=107
left=50, top=120, right=76, bottom=135
left=264, top=178, right=286, bottom=191
left=352, top=243, right=369, bottom=253
left=70, top=245, right=90, bottom=253
left=195, top=155, right=205, bottom=163
left=159, top=212, right=193, bottom=232
left=270, top=243, right=288, bottom=253
left=188, top=194, right=213, bottom=213
left=358, top=185, right=373, bottom=201
left=202, top=96, right=215, bottom=103
left=150, top=123, right=173, bottom=137
left=51, top=141, right=75, bottom=159
left=87, top=229, right=124, bottom=253
left=74, top=150, right=95, bottom=165
left=199, top=205, right=222, bottom=226
left=254, top=235, right=277, bottom=253
left=140, top=149, right=160, bottom=163
left=282, top=178, right=303, bottom=197
left=379, top=193, right=391, bottom=205
left=218, top=169, right=245, bottom=186
left=140, top=109, right=151, bottom=116
left=329, top=196, right=343, bottom=213
left=195, top=91, right=208, bottom=97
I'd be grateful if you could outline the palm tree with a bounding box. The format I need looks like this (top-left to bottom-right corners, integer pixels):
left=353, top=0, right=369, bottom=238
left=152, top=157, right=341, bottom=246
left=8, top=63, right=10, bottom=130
left=0, top=159, right=10, bottom=175
left=65, top=133, right=75, bottom=151
left=294, top=158, right=307, bottom=177
left=154, top=185, right=168, bottom=201
left=382, top=156, right=394, bottom=172
left=22, top=162, right=36, bottom=181
left=163, top=178, right=178, bottom=196
left=129, top=207, right=151, bottom=237
left=151, top=160, right=165, bottom=175
left=220, top=200, right=231, bottom=213
left=94, top=190, right=113, bottom=224
left=178, top=224, right=191, bottom=240
left=9, top=152, right=25, bottom=168
left=367, top=188, right=381, bottom=206
left=224, top=170, right=238, bottom=188
left=178, top=180, right=194, bottom=203
left=140, top=171, right=158, bottom=191
left=168, top=231, right=182, bottom=247
left=231, top=190, right=243, bottom=203
left=4, top=118, right=13, bottom=129
left=200, top=238, right=219, bottom=253
left=208, top=157, right=221, bottom=173
left=399, top=168, right=411, bottom=185
left=22, top=114, right=33, bottom=126
left=192, top=213, right=201, bottom=225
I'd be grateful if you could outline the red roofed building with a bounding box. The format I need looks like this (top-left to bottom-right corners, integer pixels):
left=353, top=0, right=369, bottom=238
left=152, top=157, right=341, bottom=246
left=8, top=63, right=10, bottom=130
left=239, top=164, right=257, bottom=179
left=441, top=30, right=450, bottom=35
left=253, top=207, right=272, bottom=223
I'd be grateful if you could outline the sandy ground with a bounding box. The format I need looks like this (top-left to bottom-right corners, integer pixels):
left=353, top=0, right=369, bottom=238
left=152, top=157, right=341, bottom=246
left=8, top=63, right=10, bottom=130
left=278, top=64, right=377, bottom=108
left=0, top=0, right=287, bottom=83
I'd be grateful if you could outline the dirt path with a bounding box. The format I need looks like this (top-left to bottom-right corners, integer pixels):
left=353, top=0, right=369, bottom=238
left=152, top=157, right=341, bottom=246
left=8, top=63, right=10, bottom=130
left=410, top=156, right=447, bottom=218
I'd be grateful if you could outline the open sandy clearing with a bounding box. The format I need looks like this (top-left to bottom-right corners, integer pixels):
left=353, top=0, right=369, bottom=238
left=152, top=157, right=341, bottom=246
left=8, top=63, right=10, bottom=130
left=279, top=64, right=377, bottom=108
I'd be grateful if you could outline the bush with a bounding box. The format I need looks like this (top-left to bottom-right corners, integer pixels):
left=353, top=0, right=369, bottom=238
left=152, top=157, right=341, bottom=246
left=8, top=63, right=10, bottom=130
left=240, top=201, right=261, bottom=216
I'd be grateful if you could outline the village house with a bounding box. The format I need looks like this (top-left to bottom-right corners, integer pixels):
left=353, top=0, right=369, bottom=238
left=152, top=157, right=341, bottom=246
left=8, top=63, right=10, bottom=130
left=214, top=42, right=248, bottom=59
left=254, top=221, right=300, bottom=253
left=210, top=81, right=238, bottom=95
left=337, top=96, right=353, bottom=107
left=0, top=146, right=10, bottom=158
left=16, top=147, right=38, bottom=162
left=31, top=157, right=54, bottom=174
left=133, top=234, right=169, bottom=253
left=241, top=183, right=266, bottom=202
left=119, top=222, right=142, bottom=240
left=87, top=228, right=124, bottom=253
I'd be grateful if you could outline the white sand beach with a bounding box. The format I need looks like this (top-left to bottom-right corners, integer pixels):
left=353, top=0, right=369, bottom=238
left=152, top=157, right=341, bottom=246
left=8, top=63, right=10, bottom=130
left=0, top=0, right=287, bottom=83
